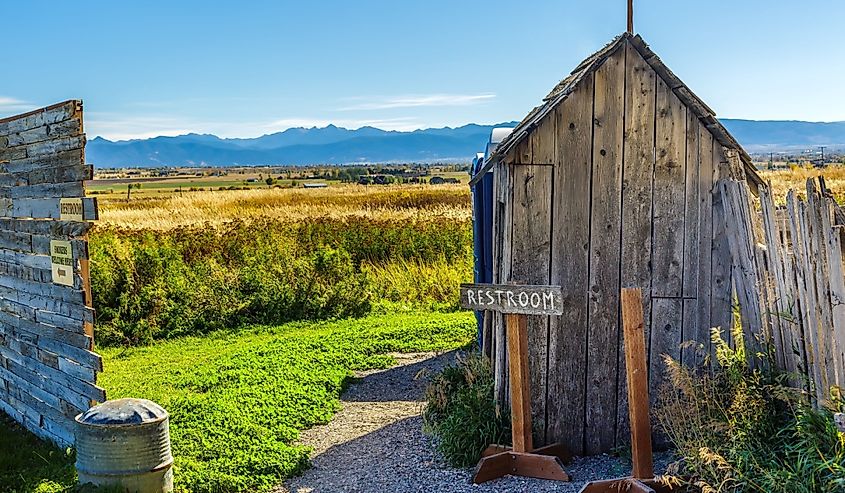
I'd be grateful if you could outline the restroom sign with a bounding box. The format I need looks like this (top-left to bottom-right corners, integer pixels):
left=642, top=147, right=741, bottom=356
left=50, top=240, right=74, bottom=286
left=460, top=283, right=564, bottom=316
left=59, top=198, right=84, bottom=221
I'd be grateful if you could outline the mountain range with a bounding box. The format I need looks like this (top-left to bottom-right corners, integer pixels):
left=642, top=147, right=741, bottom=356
left=85, top=119, right=845, bottom=168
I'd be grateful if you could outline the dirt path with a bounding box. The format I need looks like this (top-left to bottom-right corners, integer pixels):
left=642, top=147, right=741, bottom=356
left=278, top=351, right=669, bottom=493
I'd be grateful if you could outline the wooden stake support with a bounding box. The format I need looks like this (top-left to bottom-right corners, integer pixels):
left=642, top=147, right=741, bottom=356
left=471, top=311, right=570, bottom=483
left=578, top=288, right=678, bottom=493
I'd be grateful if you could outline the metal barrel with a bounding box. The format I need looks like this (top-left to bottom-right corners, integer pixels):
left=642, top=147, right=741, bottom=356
left=75, top=398, right=173, bottom=492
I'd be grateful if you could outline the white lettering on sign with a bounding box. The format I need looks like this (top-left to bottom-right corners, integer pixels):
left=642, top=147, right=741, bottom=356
left=460, top=283, right=564, bottom=316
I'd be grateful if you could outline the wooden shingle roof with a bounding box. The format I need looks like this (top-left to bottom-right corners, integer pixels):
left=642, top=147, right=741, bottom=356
left=475, top=33, right=763, bottom=189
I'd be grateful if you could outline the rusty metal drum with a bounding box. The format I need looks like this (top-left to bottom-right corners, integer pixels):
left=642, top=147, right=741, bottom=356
left=75, top=398, right=173, bottom=492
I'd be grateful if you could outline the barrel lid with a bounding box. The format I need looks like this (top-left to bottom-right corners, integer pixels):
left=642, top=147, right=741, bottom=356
left=76, top=398, right=168, bottom=426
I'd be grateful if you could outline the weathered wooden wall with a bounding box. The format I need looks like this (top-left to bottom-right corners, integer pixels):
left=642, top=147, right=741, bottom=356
left=0, top=101, right=102, bottom=446
left=490, top=42, right=735, bottom=455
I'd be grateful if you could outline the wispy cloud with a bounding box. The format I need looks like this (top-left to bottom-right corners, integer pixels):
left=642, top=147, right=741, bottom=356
left=339, top=93, right=495, bottom=111
left=0, top=97, right=34, bottom=114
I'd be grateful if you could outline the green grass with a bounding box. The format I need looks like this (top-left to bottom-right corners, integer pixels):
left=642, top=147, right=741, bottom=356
left=0, top=312, right=474, bottom=492
left=0, top=415, right=76, bottom=493
left=97, top=311, right=475, bottom=492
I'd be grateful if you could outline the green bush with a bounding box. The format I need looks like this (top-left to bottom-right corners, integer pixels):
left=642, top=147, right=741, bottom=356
left=656, top=326, right=845, bottom=493
left=423, top=352, right=511, bottom=467
left=90, top=218, right=471, bottom=345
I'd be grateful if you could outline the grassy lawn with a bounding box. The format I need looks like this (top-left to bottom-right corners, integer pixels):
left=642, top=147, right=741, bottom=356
left=0, top=311, right=474, bottom=493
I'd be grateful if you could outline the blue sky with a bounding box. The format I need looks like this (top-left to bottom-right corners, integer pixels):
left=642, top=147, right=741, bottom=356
left=3, top=1, right=845, bottom=140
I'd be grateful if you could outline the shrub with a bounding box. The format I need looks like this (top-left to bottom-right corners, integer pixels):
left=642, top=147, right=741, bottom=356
left=656, top=326, right=845, bottom=493
left=423, top=352, right=511, bottom=467
left=90, top=221, right=373, bottom=345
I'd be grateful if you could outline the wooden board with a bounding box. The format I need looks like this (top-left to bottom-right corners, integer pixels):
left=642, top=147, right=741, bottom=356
left=546, top=74, right=594, bottom=455
left=617, top=42, right=656, bottom=445
left=710, top=144, right=734, bottom=352
left=651, top=78, right=687, bottom=298
left=585, top=47, right=625, bottom=455
left=508, top=119, right=554, bottom=445
left=696, top=126, right=715, bottom=364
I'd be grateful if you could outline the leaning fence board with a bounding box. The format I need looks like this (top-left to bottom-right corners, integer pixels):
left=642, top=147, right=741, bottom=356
left=0, top=101, right=101, bottom=447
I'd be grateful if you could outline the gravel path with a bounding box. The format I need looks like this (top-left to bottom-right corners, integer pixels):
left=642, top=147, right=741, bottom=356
left=278, top=351, right=673, bottom=493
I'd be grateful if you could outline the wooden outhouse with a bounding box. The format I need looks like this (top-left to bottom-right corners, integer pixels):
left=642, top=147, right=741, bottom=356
left=473, top=33, right=763, bottom=455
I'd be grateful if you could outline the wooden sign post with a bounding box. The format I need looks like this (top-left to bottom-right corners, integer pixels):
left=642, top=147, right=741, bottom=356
left=460, top=283, right=571, bottom=484
left=579, top=288, right=674, bottom=493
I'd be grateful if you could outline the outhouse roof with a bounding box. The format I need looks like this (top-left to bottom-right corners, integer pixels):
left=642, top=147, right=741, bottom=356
left=474, top=33, right=763, bottom=189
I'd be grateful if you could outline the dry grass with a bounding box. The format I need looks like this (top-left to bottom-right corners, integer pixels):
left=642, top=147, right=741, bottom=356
left=97, top=184, right=470, bottom=229
left=759, top=164, right=845, bottom=204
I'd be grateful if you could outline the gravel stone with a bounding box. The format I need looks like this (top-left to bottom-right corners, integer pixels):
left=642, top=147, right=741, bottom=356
left=277, top=351, right=673, bottom=493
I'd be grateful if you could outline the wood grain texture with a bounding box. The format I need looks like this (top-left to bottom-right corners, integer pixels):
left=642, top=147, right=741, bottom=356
left=696, top=127, right=715, bottom=363
left=710, top=145, right=734, bottom=351
left=617, top=42, right=655, bottom=445
left=651, top=78, right=687, bottom=298
left=621, top=288, right=654, bottom=480
left=508, top=117, right=554, bottom=445
left=507, top=313, right=533, bottom=453
left=585, top=47, right=625, bottom=455
left=546, top=75, right=594, bottom=455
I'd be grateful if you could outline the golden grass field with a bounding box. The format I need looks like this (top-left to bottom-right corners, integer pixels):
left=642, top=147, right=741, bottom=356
left=97, top=183, right=471, bottom=229
left=759, top=165, right=845, bottom=203
left=89, top=165, right=845, bottom=229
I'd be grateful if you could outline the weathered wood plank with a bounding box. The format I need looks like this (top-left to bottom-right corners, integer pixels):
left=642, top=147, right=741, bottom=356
left=547, top=74, right=594, bottom=455
left=0, top=272, right=87, bottom=304
left=695, top=125, right=715, bottom=365
left=585, top=47, right=624, bottom=455
left=827, top=221, right=845, bottom=387
left=0, top=101, right=79, bottom=137
left=651, top=77, right=687, bottom=298
left=649, top=297, right=682, bottom=410
left=721, top=179, right=764, bottom=365
left=4, top=119, right=81, bottom=147
left=0, top=196, right=97, bottom=221
left=682, top=110, right=700, bottom=301
left=710, top=145, right=734, bottom=351
left=0, top=218, right=93, bottom=239
left=16, top=136, right=85, bottom=160
left=617, top=41, right=656, bottom=446
left=0, top=285, right=94, bottom=322
left=508, top=116, right=554, bottom=445
left=807, top=180, right=836, bottom=392
left=0, top=149, right=84, bottom=175
left=0, top=181, right=86, bottom=200
left=493, top=162, right=513, bottom=407
left=790, top=192, right=824, bottom=400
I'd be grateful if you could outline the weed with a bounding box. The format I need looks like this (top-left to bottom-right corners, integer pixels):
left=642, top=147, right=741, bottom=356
left=656, top=326, right=845, bottom=492
left=423, top=352, right=511, bottom=467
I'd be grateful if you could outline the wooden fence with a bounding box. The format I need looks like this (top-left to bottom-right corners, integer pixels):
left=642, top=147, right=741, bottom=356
left=0, top=101, right=103, bottom=446
left=722, top=170, right=845, bottom=402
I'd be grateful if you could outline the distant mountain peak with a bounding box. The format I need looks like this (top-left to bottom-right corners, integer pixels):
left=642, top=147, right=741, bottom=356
left=85, top=119, right=845, bottom=168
